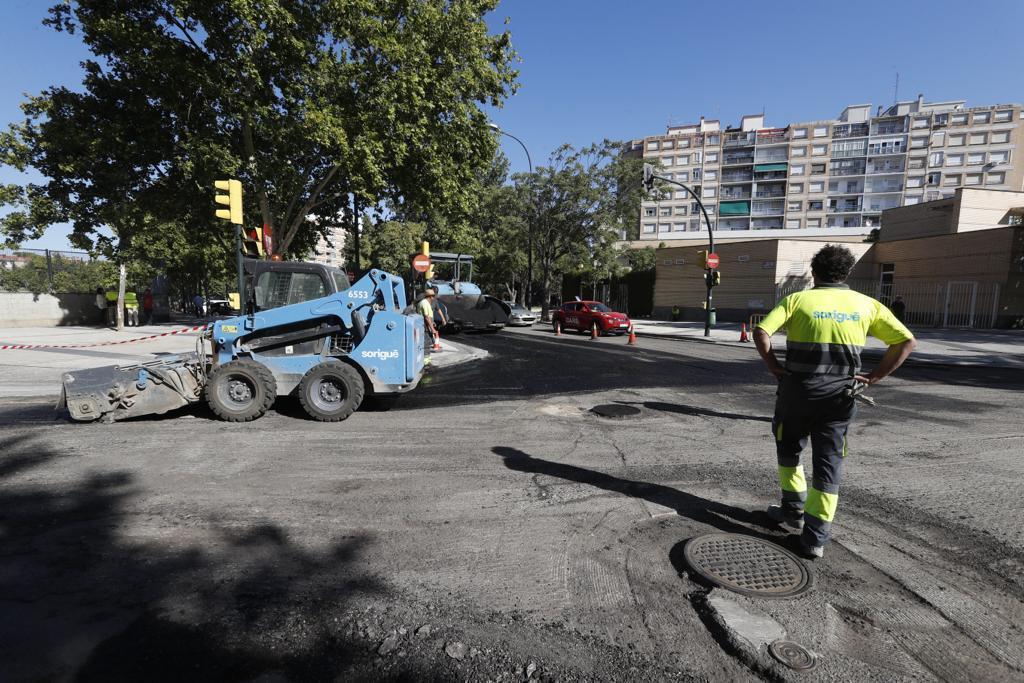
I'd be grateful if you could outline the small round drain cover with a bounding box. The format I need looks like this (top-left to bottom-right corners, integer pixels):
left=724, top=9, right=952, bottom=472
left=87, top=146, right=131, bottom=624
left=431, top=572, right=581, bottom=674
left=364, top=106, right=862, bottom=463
left=683, top=533, right=811, bottom=598
left=769, top=639, right=817, bottom=671
left=591, top=404, right=641, bottom=418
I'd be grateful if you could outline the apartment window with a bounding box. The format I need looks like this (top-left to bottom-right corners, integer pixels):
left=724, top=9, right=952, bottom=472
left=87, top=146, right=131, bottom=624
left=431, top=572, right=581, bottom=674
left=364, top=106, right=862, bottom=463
left=935, top=113, right=949, bottom=125
left=990, top=150, right=1010, bottom=164
left=662, top=140, right=674, bottom=150
left=812, top=144, right=828, bottom=156
left=929, top=152, right=944, bottom=167
left=943, top=174, right=961, bottom=187
left=807, top=217, right=821, bottom=228
left=951, top=113, right=968, bottom=125
left=931, top=131, right=945, bottom=146
left=987, top=172, right=1006, bottom=185
left=926, top=172, right=941, bottom=185
left=792, top=128, right=808, bottom=139
left=705, top=169, right=718, bottom=180
left=677, top=170, right=689, bottom=181
left=969, top=132, right=987, bottom=145
left=678, top=138, right=690, bottom=148
left=973, top=112, right=991, bottom=125
left=689, top=219, right=700, bottom=231
left=660, top=206, right=672, bottom=217
left=994, top=110, right=1012, bottom=122
left=991, top=130, right=1011, bottom=144
left=789, top=183, right=804, bottom=194
left=965, top=173, right=982, bottom=186
left=693, top=151, right=703, bottom=163
left=677, top=154, right=690, bottom=165
left=702, top=187, right=716, bottom=199
left=692, top=168, right=702, bottom=180
left=643, top=207, right=656, bottom=217
left=706, top=152, right=719, bottom=163
left=968, top=152, right=986, bottom=165
left=946, top=153, right=964, bottom=166
left=948, top=133, right=965, bottom=146
left=673, top=222, right=687, bottom=232
left=707, top=134, right=720, bottom=146
left=906, top=176, right=924, bottom=188
left=647, top=141, right=660, bottom=151
left=808, top=200, right=824, bottom=211
left=911, top=136, right=928, bottom=148
left=809, top=181, right=824, bottom=193
left=675, top=190, right=689, bottom=199
left=904, top=196, right=921, bottom=206
left=705, top=204, right=716, bottom=215
left=643, top=223, right=656, bottom=234
left=813, top=126, right=828, bottom=138
left=787, top=200, right=802, bottom=211
left=909, top=157, right=926, bottom=169
left=662, top=223, right=676, bottom=232
left=786, top=218, right=801, bottom=229
left=811, top=163, right=826, bottom=175
left=675, top=206, right=688, bottom=216
left=791, top=146, right=807, bottom=157
left=790, top=164, right=805, bottom=176
left=913, top=117, right=930, bottom=129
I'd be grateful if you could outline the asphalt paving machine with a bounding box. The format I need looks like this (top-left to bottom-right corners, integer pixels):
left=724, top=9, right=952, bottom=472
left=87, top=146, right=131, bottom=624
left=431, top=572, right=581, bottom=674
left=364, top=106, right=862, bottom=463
left=59, top=263, right=425, bottom=423
left=426, top=252, right=510, bottom=332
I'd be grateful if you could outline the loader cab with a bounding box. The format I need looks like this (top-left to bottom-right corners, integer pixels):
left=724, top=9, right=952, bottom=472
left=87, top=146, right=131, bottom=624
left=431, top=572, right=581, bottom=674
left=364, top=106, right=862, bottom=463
left=243, top=259, right=351, bottom=313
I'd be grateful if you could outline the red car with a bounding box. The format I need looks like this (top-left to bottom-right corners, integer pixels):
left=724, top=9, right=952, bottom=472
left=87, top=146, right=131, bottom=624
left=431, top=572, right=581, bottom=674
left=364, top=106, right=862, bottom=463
left=552, top=300, right=632, bottom=336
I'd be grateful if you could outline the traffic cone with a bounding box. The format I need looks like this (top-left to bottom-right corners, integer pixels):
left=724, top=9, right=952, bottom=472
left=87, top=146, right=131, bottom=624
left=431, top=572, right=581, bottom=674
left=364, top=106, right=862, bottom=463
left=627, top=328, right=637, bottom=345
left=554, top=321, right=562, bottom=336
left=590, top=324, right=599, bottom=340
left=739, top=323, right=750, bottom=343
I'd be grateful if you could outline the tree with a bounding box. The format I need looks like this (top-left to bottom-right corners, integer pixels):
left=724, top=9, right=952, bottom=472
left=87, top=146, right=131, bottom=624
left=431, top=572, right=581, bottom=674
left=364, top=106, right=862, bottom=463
left=1, top=0, right=517, bottom=270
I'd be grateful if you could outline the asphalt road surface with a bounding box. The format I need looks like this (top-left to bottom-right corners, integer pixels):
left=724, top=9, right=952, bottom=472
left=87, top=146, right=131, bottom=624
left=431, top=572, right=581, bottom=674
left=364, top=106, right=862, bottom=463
left=3, top=326, right=1024, bottom=681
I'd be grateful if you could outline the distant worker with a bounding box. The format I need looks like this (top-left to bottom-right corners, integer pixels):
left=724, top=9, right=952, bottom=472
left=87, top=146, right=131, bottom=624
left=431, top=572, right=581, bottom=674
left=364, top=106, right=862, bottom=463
left=142, top=288, right=154, bottom=325
left=94, top=287, right=106, bottom=325
left=754, top=245, right=916, bottom=559
left=124, top=290, right=139, bottom=327
left=193, top=293, right=204, bottom=317
left=104, top=289, right=118, bottom=326
left=671, top=305, right=681, bottom=321
left=418, top=288, right=439, bottom=350
left=890, top=295, right=906, bottom=324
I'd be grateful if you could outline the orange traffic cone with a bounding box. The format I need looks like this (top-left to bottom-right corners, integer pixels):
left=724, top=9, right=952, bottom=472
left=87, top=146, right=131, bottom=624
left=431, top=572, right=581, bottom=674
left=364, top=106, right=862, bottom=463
left=590, top=324, right=599, bottom=340
left=739, top=323, right=750, bottom=343
left=627, top=329, right=637, bottom=345
left=554, top=320, right=562, bottom=336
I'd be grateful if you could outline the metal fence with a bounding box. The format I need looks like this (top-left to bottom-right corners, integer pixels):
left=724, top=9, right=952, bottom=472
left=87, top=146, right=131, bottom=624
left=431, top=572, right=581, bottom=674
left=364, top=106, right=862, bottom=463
left=774, top=277, right=1001, bottom=329
left=0, top=247, right=112, bottom=293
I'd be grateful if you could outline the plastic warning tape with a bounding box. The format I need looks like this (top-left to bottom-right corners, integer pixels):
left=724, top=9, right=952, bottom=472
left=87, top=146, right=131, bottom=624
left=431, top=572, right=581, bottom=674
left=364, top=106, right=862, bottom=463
left=0, top=324, right=209, bottom=350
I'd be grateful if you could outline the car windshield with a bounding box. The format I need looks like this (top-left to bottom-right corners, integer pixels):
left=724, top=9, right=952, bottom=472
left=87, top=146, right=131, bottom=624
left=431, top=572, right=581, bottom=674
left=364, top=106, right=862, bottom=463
left=511, top=304, right=528, bottom=312
left=589, top=303, right=612, bottom=312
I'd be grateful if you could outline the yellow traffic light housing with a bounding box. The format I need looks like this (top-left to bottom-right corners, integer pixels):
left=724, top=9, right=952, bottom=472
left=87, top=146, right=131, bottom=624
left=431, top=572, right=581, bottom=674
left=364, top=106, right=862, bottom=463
left=214, top=179, right=243, bottom=225
left=422, top=240, right=434, bottom=279
left=241, top=226, right=264, bottom=258
left=696, top=250, right=708, bottom=269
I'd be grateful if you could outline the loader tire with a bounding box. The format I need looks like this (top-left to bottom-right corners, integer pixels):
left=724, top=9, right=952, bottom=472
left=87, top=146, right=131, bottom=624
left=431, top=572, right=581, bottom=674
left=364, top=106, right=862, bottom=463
left=297, top=361, right=364, bottom=422
left=205, top=359, right=277, bottom=422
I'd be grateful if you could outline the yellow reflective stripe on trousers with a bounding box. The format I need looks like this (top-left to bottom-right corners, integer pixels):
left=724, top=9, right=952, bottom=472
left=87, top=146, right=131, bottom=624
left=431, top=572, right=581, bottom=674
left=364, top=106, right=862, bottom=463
left=778, top=465, right=807, bottom=493
left=805, top=488, right=839, bottom=522
left=775, top=423, right=784, bottom=442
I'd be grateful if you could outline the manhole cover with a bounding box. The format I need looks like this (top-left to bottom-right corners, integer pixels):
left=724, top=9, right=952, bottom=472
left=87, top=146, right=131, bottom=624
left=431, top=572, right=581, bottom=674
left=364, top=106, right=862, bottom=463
left=683, top=533, right=811, bottom=598
left=769, top=639, right=817, bottom=671
left=591, top=404, right=641, bottom=418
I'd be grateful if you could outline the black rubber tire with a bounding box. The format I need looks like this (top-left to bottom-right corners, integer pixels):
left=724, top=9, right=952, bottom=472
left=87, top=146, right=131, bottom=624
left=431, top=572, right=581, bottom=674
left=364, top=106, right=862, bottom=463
left=204, top=359, right=277, bottom=422
left=297, top=361, right=364, bottom=422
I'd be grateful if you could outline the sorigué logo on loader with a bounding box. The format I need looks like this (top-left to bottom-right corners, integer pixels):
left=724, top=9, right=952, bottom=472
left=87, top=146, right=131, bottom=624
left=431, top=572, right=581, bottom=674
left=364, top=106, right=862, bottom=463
left=360, top=349, right=399, bottom=361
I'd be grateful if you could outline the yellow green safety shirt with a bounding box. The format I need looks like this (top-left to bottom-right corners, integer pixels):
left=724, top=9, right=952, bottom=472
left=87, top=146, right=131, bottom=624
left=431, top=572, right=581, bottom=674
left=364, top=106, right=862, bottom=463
left=757, top=283, right=913, bottom=376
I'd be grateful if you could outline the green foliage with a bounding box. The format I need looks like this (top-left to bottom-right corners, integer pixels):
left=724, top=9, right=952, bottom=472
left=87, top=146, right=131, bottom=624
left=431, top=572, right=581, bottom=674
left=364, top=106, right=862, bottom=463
left=0, top=0, right=518, bottom=281
left=357, top=220, right=427, bottom=275
left=623, top=246, right=657, bottom=272
left=0, top=252, right=119, bottom=294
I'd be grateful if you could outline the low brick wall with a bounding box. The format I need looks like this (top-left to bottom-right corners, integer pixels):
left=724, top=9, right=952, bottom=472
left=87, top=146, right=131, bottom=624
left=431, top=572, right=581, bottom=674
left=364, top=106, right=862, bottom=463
left=0, top=292, right=104, bottom=327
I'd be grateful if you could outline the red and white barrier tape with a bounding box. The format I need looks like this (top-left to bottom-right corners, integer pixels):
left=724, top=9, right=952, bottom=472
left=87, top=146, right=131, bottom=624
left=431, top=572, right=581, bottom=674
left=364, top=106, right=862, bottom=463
left=0, top=324, right=209, bottom=350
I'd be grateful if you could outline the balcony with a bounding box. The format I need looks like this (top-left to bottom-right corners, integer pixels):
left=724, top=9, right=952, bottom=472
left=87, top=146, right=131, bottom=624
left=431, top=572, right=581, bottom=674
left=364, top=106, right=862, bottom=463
left=756, top=130, right=789, bottom=145
left=723, top=132, right=756, bottom=148
left=721, top=191, right=751, bottom=201
left=754, top=153, right=789, bottom=163
left=830, top=164, right=866, bottom=176
left=752, top=200, right=785, bottom=216
left=866, top=164, right=905, bottom=175
left=832, top=147, right=868, bottom=159
left=828, top=203, right=863, bottom=213
left=871, top=120, right=908, bottom=136
left=722, top=155, right=755, bottom=166
left=754, top=189, right=786, bottom=198
left=752, top=218, right=784, bottom=229
left=832, top=123, right=870, bottom=139
left=865, top=184, right=903, bottom=194
left=754, top=171, right=787, bottom=181
left=721, top=172, right=753, bottom=183
left=867, top=144, right=907, bottom=156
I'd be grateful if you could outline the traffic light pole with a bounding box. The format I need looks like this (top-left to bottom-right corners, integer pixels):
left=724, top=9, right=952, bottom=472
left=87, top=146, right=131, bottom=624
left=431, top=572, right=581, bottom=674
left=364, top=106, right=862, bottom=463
left=646, top=173, right=716, bottom=336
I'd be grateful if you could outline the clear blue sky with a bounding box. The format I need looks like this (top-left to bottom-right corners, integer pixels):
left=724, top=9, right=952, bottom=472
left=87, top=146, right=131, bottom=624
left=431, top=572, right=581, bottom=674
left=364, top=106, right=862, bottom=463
left=3, top=0, right=1022, bottom=250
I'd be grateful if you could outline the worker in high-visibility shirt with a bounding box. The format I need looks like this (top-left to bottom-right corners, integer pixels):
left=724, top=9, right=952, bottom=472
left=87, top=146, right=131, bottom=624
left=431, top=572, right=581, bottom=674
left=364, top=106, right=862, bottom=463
left=754, top=245, right=916, bottom=559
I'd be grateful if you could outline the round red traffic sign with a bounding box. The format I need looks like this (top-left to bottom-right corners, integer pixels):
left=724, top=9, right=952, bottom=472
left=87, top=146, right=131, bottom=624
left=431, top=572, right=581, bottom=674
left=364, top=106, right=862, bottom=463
left=412, top=253, right=431, bottom=273
left=706, top=252, right=720, bottom=269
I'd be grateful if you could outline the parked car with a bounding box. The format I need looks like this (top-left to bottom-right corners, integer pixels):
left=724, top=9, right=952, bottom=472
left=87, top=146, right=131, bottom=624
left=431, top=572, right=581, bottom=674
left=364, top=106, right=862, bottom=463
left=552, top=300, right=632, bottom=336
left=503, top=301, right=538, bottom=326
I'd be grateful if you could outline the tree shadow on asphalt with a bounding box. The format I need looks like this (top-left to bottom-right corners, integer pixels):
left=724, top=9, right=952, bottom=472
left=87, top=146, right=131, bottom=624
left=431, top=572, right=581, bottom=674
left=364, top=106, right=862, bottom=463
left=0, top=433, right=433, bottom=681
left=619, top=400, right=772, bottom=422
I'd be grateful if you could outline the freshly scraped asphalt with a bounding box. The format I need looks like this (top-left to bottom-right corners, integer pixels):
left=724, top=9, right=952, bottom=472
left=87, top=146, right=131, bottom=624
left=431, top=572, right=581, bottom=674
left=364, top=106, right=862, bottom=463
left=2, top=326, right=1023, bottom=682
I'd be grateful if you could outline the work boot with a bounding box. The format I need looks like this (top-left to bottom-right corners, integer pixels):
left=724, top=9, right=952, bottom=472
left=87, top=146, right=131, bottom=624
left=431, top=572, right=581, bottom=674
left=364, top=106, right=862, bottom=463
left=799, top=541, right=825, bottom=559
left=766, top=504, right=804, bottom=532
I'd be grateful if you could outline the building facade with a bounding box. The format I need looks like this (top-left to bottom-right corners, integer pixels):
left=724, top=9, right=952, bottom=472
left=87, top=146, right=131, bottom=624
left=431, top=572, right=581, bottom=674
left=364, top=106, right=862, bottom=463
left=638, top=96, right=1024, bottom=242
left=307, top=219, right=349, bottom=269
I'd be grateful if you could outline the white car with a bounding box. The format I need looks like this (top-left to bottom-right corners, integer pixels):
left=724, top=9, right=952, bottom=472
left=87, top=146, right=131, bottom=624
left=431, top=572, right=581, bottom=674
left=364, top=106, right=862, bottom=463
left=503, top=302, right=538, bottom=326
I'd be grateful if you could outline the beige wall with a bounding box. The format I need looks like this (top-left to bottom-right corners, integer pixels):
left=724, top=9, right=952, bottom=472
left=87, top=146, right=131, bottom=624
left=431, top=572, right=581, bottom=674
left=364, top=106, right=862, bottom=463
left=881, top=188, right=1024, bottom=241
left=871, top=226, right=1015, bottom=282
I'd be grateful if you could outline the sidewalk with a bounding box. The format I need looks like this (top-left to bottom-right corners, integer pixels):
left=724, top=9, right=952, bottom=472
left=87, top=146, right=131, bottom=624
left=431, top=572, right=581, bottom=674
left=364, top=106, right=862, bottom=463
left=0, top=322, right=486, bottom=399
left=629, top=319, right=1024, bottom=368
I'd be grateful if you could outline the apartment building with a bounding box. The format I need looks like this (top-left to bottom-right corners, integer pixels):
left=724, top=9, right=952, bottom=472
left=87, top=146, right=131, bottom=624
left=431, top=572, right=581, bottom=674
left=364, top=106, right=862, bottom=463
left=307, top=218, right=349, bottom=269
left=638, top=96, right=1024, bottom=242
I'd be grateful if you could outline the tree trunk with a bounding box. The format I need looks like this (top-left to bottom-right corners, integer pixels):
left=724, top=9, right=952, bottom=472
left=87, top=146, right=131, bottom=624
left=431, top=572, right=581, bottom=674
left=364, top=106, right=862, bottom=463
left=116, top=263, right=126, bottom=331
left=539, top=261, right=552, bottom=321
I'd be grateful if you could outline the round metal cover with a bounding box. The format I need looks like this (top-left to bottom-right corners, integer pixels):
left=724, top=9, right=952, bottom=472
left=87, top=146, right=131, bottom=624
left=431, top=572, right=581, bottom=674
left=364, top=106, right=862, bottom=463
left=591, top=404, right=641, bottom=418
left=769, top=639, right=817, bottom=671
left=683, top=533, right=811, bottom=598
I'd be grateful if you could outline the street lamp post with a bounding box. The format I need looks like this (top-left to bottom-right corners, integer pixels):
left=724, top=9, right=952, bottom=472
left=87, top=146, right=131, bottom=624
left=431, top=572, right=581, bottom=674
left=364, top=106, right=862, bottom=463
left=489, top=123, right=534, bottom=307
left=642, top=165, right=717, bottom=336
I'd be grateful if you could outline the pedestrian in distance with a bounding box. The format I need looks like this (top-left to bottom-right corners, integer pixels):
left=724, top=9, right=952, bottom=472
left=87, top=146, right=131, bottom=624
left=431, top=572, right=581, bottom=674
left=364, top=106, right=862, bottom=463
left=193, top=293, right=204, bottom=317
left=418, top=288, right=439, bottom=351
left=104, top=288, right=118, bottom=327
left=754, top=244, right=916, bottom=559
left=142, top=287, right=154, bottom=325
left=890, top=295, right=906, bottom=324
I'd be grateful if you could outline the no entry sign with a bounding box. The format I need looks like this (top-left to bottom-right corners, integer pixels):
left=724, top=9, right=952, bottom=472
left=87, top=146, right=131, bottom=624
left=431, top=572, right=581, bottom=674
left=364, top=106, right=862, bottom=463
left=706, top=252, right=720, bottom=269
left=412, top=253, right=431, bottom=273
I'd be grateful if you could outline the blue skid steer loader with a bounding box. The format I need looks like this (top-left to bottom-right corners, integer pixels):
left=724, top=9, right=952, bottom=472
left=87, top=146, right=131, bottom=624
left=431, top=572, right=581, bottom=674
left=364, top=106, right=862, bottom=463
left=60, top=264, right=425, bottom=423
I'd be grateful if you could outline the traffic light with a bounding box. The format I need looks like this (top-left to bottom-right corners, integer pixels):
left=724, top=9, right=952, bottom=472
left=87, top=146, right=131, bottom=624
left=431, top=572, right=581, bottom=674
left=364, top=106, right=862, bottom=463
left=214, top=179, right=243, bottom=224
left=422, top=240, right=434, bottom=279
left=705, top=270, right=721, bottom=287
left=242, top=226, right=263, bottom=258
left=696, top=250, right=708, bottom=269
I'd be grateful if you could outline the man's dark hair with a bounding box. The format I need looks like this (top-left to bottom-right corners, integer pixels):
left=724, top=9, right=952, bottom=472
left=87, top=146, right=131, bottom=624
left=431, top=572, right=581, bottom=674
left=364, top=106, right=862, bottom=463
left=811, top=244, right=856, bottom=283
